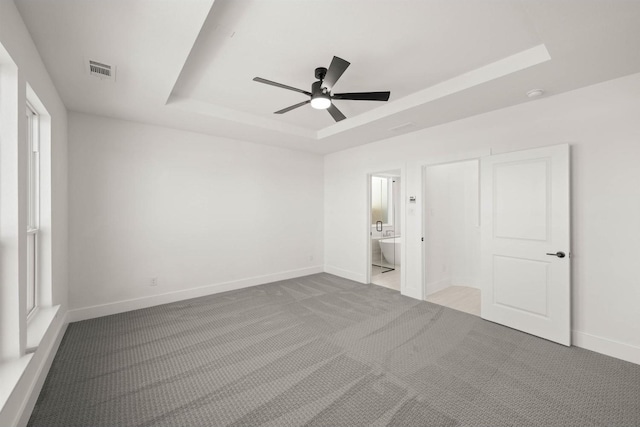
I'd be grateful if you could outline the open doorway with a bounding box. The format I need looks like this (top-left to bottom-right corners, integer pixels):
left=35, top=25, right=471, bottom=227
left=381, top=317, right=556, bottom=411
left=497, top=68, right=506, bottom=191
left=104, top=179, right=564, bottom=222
left=369, top=170, right=401, bottom=291
left=423, top=160, right=481, bottom=316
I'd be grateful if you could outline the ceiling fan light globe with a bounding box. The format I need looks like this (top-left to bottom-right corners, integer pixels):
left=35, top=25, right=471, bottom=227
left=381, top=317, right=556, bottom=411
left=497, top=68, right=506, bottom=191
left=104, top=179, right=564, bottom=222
left=310, top=96, right=331, bottom=110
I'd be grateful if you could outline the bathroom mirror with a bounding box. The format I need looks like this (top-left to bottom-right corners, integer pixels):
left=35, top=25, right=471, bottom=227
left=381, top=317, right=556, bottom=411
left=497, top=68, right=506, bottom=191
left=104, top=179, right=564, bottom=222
left=370, top=171, right=401, bottom=290
left=371, top=176, right=393, bottom=225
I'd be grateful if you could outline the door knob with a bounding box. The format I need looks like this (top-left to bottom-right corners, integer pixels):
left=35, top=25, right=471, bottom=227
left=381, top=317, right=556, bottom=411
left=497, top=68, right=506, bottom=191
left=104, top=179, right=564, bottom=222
left=546, top=251, right=566, bottom=258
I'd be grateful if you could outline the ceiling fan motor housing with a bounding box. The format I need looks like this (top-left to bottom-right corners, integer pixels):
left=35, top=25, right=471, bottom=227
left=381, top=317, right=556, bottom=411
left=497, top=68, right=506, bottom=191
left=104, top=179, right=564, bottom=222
left=310, top=80, right=331, bottom=109
left=311, top=80, right=328, bottom=97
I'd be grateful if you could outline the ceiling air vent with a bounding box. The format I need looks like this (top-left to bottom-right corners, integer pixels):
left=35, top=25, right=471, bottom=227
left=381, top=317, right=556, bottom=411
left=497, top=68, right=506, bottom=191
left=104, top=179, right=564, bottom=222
left=87, top=60, right=116, bottom=81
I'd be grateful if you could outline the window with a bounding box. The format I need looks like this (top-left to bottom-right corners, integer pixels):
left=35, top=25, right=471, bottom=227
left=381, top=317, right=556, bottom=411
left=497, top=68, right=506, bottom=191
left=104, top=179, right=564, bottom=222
left=26, top=103, right=39, bottom=316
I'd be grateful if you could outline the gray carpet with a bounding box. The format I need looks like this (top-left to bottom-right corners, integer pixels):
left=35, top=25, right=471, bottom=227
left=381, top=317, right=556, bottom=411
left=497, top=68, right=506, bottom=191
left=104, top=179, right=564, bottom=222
left=29, top=273, right=640, bottom=426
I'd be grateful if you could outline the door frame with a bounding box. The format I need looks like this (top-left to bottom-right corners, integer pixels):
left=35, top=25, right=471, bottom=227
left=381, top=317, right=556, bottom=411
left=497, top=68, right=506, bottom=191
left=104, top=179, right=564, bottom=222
left=366, top=168, right=405, bottom=288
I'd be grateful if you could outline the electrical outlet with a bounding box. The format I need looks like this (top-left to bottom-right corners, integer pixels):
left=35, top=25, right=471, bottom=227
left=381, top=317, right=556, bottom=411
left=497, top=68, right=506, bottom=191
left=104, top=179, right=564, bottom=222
left=150, top=277, right=158, bottom=286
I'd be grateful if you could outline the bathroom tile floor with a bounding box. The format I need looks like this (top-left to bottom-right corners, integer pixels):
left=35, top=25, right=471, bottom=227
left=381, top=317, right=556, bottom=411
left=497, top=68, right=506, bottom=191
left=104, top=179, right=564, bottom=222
left=371, top=266, right=401, bottom=291
left=425, top=285, right=481, bottom=316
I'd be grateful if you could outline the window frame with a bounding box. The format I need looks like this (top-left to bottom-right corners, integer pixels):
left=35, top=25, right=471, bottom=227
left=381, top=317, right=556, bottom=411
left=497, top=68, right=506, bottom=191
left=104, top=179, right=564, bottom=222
left=26, top=102, right=40, bottom=318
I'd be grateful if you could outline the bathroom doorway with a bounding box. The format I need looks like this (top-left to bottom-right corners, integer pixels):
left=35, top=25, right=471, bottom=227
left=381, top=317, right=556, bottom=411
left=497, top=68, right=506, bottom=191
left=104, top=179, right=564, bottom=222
left=423, top=160, right=481, bottom=316
left=369, top=170, right=401, bottom=291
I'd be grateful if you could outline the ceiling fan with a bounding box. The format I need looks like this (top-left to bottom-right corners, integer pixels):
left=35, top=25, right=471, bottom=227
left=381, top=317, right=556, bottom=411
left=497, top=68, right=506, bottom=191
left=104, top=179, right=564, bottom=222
left=253, top=56, right=390, bottom=122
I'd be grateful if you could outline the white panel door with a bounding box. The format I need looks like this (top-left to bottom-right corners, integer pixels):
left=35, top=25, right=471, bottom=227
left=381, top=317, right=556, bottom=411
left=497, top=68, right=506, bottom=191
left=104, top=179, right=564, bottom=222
left=481, top=144, right=570, bottom=345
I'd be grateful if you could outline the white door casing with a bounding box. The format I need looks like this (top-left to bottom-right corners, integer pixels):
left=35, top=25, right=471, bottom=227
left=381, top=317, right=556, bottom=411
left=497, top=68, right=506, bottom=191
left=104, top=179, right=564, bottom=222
left=480, top=144, right=571, bottom=345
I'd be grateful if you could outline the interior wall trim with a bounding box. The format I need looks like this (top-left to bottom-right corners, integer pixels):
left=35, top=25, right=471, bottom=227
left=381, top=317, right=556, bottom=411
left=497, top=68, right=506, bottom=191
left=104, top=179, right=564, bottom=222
left=400, top=286, right=421, bottom=301
left=323, top=265, right=366, bottom=284
left=4, top=311, right=69, bottom=427
left=424, top=278, right=452, bottom=297
left=572, top=330, right=640, bottom=366
left=68, top=266, right=324, bottom=323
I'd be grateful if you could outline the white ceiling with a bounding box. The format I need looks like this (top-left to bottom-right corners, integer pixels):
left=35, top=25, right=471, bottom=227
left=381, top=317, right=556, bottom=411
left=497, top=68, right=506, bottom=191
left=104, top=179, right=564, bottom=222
left=16, top=0, right=640, bottom=154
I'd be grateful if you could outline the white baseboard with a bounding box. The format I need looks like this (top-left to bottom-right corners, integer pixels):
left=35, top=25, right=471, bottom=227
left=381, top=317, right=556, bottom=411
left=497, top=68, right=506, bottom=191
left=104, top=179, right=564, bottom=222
left=450, top=276, right=480, bottom=289
left=401, top=286, right=422, bottom=301
left=68, top=266, right=324, bottom=322
left=323, top=265, right=366, bottom=284
left=572, top=330, right=640, bottom=366
left=0, top=310, right=69, bottom=427
left=425, top=278, right=451, bottom=296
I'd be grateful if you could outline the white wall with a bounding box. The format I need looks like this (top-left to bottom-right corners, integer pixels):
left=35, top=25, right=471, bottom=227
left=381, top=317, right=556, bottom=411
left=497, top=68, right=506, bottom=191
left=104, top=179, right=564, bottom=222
left=424, top=160, right=480, bottom=295
left=68, top=112, right=324, bottom=316
left=324, top=72, right=640, bottom=365
left=0, top=1, right=68, bottom=425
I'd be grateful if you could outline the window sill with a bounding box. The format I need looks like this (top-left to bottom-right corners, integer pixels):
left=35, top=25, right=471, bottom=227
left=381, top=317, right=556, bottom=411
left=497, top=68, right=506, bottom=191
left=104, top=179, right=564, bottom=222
left=0, top=354, right=34, bottom=414
left=26, top=305, right=60, bottom=354
left=0, top=305, right=60, bottom=413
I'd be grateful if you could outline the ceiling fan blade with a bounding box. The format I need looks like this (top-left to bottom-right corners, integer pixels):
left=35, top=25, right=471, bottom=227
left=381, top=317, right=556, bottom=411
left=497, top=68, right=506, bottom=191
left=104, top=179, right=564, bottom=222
left=253, top=77, right=312, bottom=96
left=327, top=103, right=346, bottom=122
left=322, top=56, right=350, bottom=90
left=332, top=91, right=390, bottom=101
left=274, top=100, right=310, bottom=114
